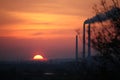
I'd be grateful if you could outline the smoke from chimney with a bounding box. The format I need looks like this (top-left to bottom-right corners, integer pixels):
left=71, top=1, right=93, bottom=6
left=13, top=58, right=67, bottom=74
left=84, top=7, right=120, bottom=24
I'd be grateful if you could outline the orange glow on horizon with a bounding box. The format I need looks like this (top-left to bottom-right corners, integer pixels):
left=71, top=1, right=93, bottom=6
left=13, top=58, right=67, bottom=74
left=0, top=0, right=100, bottom=61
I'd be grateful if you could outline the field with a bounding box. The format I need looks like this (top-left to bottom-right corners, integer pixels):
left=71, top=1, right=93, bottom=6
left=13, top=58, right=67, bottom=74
left=0, top=59, right=120, bottom=80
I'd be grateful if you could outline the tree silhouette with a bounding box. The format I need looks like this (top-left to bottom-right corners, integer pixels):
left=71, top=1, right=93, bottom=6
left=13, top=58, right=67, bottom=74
left=91, top=0, right=120, bottom=64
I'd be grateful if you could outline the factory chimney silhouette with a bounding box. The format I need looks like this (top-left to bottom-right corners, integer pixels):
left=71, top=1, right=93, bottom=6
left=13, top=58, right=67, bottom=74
left=82, top=7, right=119, bottom=60
left=75, top=29, right=80, bottom=63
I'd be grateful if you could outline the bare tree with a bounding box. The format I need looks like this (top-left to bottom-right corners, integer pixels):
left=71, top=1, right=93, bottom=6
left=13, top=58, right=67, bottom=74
left=91, top=0, right=120, bottom=64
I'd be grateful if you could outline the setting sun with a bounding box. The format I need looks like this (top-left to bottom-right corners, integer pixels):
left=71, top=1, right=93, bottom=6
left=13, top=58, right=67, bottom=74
left=33, top=54, right=47, bottom=61
left=33, top=55, right=44, bottom=60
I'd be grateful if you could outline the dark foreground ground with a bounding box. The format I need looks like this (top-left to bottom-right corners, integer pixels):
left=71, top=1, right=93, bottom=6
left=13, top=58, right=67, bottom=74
left=0, top=60, right=120, bottom=80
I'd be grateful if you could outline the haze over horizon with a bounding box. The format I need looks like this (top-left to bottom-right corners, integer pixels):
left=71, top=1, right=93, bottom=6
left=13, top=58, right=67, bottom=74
left=0, top=0, right=99, bottom=61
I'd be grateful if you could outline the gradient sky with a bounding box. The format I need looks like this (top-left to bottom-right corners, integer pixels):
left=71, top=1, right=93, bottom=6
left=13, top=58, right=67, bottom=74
left=0, top=0, right=99, bottom=61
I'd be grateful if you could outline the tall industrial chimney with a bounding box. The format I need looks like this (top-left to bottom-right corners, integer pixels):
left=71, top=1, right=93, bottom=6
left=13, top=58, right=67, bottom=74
left=83, top=23, right=86, bottom=59
left=83, top=19, right=92, bottom=60
left=75, top=35, right=78, bottom=63
left=75, top=29, right=80, bottom=63
left=87, top=23, right=91, bottom=60
left=83, top=19, right=92, bottom=63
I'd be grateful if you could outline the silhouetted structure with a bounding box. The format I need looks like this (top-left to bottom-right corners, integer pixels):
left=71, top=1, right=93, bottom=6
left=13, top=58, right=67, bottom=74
left=75, top=35, right=78, bottom=63
left=75, top=29, right=80, bottom=63
left=82, top=7, right=120, bottom=61
left=83, top=21, right=91, bottom=61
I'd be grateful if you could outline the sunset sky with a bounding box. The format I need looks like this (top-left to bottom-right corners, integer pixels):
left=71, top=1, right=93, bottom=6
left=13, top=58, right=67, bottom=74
left=0, top=0, right=99, bottom=61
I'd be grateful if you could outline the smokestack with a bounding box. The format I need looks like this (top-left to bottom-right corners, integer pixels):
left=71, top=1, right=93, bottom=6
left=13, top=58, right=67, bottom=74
left=87, top=23, right=91, bottom=59
left=83, top=20, right=91, bottom=60
left=82, top=7, right=118, bottom=62
left=83, top=23, right=86, bottom=59
left=75, top=35, right=78, bottom=63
